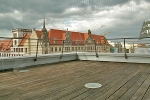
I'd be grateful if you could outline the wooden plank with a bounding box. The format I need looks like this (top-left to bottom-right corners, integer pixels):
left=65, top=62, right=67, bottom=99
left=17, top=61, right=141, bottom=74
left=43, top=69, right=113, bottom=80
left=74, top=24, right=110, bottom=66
left=131, top=74, right=150, bottom=100
left=126, top=73, right=150, bottom=100
left=95, top=67, right=143, bottom=100
left=83, top=66, right=139, bottom=100
left=49, top=64, right=119, bottom=100
left=0, top=61, right=94, bottom=99
left=20, top=61, right=113, bottom=100
left=54, top=63, right=125, bottom=100
left=106, top=73, right=142, bottom=100
left=142, top=86, right=150, bottom=100
left=59, top=64, right=137, bottom=100
left=118, top=73, right=150, bottom=100
left=0, top=61, right=149, bottom=100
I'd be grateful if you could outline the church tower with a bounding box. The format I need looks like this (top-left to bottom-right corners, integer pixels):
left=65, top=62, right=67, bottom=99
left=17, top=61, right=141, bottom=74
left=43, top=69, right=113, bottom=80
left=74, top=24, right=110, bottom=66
left=41, top=16, right=50, bottom=54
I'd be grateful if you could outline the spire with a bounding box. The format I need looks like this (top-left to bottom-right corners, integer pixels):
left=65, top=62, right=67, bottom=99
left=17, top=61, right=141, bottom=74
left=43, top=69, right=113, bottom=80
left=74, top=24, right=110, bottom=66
left=41, top=15, right=47, bottom=32
left=43, top=15, right=45, bottom=28
left=66, top=28, right=69, bottom=37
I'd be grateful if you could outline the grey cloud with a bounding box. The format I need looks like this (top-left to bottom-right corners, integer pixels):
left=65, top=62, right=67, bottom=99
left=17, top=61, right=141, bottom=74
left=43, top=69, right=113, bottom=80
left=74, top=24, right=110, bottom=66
left=90, top=0, right=130, bottom=6
left=0, top=0, right=150, bottom=39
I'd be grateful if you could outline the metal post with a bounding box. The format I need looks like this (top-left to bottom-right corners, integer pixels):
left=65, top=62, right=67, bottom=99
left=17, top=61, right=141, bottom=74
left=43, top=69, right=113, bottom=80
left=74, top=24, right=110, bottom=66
left=60, top=40, right=64, bottom=59
left=76, top=41, right=79, bottom=59
left=2, top=59, right=4, bottom=71
left=94, top=40, right=99, bottom=57
left=124, top=39, right=128, bottom=59
left=34, top=39, right=39, bottom=61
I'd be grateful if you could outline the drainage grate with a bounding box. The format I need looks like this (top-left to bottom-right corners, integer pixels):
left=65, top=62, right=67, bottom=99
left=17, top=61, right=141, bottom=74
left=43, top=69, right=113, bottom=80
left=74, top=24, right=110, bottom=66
left=19, top=69, right=29, bottom=73
left=85, top=83, right=102, bottom=88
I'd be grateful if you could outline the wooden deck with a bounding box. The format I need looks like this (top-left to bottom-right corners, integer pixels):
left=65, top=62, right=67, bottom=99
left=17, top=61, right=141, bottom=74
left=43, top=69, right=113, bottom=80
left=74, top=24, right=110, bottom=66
left=0, top=61, right=150, bottom=100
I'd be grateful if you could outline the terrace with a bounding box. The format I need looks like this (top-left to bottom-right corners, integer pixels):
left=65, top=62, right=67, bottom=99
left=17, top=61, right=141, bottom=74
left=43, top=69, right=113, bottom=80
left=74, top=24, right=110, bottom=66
left=0, top=37, right=150, bottom=100
left=0, top=61, right=150, bottom=100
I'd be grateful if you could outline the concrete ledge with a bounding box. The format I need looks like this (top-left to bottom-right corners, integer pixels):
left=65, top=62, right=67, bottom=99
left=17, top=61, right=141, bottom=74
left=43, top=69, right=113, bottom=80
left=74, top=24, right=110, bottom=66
left=77, top=52, right=150, bottom=64
left=1, top=52, right=150, bottom=71
left=0, top=53, right=77, bottom=71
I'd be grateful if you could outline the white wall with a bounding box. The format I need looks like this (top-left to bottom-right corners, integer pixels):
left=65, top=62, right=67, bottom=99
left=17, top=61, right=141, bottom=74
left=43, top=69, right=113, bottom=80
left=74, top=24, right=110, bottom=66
left=78, top=52, right=150, bottom=64
left=1, top=52, right=150, bottom=71
left=0, top=53, right=77, bottom=70
left=134, top=48, right=150, bottom=53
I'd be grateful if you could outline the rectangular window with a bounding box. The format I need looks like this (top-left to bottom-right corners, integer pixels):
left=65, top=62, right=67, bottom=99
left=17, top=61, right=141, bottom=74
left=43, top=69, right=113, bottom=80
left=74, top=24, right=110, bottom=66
left=51, top=47, right=53, bottom=52
left=78, top=47, right=80, bottom=50
left=25, top=48, right=27, bottom=53
left=59, top=47, right=61, bottom=51
left=55, top=47, right=57, bottom=51
left=21, top=48, right=23, bottom=52
left=16, top=48, right=18, bottom=52
left=72, top=47, right=74, bottom=51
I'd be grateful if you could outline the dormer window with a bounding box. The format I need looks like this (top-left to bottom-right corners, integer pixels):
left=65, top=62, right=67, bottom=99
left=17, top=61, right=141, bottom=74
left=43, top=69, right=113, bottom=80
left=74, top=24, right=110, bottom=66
left=53, top=38, right=57, bottom=44
left=75, top=40, right=79, bottom=45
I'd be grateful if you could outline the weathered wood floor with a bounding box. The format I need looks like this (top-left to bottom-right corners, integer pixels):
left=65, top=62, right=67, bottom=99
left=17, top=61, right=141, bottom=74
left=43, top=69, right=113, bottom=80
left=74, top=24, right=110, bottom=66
left=0, top=61, right=150, bottom=100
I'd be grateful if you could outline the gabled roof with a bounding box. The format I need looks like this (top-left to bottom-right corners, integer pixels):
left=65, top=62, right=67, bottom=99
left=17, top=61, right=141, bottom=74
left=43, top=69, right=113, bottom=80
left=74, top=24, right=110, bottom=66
left=17, top=28, right=109, bottom=46
left=90, top=34, right=108, bottom=45
left=48, top=29, right=65, bottom=45
left=19, top=34, right=31, bottom=46
left=36, top=30, right=41, bottom=39
left=49, top=29, right=65, bottom=40
left=70, top=31, right=86, bottom=41
left=0, top=39, right=12, bottom=52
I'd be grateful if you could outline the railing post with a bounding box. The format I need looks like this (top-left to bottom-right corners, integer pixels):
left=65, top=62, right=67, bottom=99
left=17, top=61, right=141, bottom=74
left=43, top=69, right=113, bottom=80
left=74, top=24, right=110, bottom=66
left=60, top=40, right=64, bottom=59
left=2, top=59, right=4, bottom=71
left=75, top=41, right=78, bottom=54
left=34, top=39, right=39, bottom=61
left=124, top=39, right=128, bottom=59
left=94, top=40, right=99, bottom=57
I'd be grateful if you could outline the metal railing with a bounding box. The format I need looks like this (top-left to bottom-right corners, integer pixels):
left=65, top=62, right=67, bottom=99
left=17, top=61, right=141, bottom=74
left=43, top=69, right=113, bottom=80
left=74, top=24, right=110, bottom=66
left=0, top=37, right=150, bottom=60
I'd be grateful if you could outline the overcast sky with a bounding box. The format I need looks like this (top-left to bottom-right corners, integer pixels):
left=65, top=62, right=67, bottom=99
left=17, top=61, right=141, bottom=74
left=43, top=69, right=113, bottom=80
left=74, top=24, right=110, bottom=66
left=0, top=0, right=150, bottom=39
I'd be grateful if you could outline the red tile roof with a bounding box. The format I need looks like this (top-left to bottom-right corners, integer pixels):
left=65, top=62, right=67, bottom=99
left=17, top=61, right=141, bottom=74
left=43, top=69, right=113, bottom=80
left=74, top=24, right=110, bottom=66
left=48, top=29, right=65, bottom=44
left=90, top=34, right=109, bottom=45
left=19, top=34, right=31, bottom=46
left=70, top=32, right=86, bottom=41
left=16, top=28, right=109, bottom=46
left=36, top=30, right=41, bottom=39
left=0, top=39, right=12, bottom=52
left=48, top=29, right=109, bottom=45
left=137, top=44, right=146, bottom=47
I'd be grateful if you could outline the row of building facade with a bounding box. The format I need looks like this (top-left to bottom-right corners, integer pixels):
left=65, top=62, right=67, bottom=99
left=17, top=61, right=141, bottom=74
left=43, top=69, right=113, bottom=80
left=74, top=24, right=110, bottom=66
left=1, top=18, right=150, bottom=57
left=0, top=18, right=110, bottom=57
